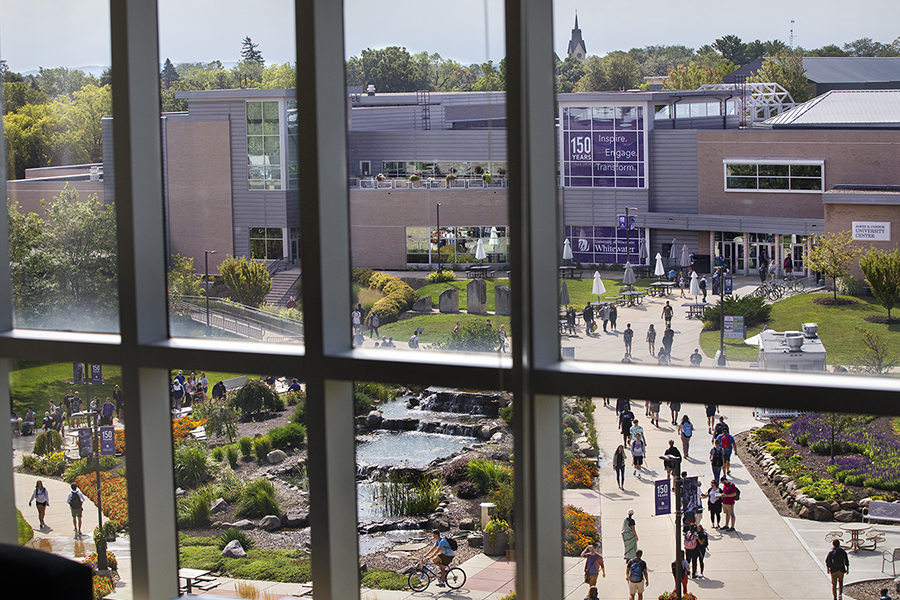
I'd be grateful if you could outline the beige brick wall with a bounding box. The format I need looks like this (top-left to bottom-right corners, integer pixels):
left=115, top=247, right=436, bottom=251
left=7, top=180, right=104, bottom=218
left=698, top=130, right=900, bottom=219
left=825, top=202, right=900, bottom=279
left=166, top=120, right=234, bottom=273
left=349, top=189, right=508, bottom=269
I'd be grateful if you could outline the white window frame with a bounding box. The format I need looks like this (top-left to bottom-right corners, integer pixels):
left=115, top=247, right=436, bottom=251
left=723, top=159, right=824, bottom=193
left=0, top=4, right=895, bottom=600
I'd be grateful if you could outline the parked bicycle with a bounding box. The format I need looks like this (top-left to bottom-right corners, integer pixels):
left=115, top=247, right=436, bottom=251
left=408, top=559, right=467, bottom=591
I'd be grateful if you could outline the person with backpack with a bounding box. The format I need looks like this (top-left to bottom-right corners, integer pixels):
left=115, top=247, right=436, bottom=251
left=582, top=303, right=595, bottom=337
left=705, top=404, right=718, bottom=434
left=631, top=435, right=646, bottom=479
left=678, top=415, right=694, bottom=458
left=613, top=445, right=627, bottom=490
left=683, top=526, right=699, bottom=579
left=620, top=407, right=635, bottom=447
left=709, top=438, right=725, bottom=484
left=661, top=301, right=674, bottom=329
left=716, top=427, right=737, bottom=476
left=67, top=483, right=88, bottom=537
left=720, top=476, right=738, bottom=531
left=825, top=538, right=849, bottom=600
left=671, top=550, right=690, bottom=597
left=702, top=480, right=723, bottom=528
left=694, top=523, right=709, bottom=578
left=626, top=549, right=648, bottom=600
left=424, top=529, right=456, bottom=587
left=580, top=544, right=605, bottom=587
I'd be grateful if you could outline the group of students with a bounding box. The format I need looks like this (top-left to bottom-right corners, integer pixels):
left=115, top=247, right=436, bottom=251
left=170, top=370, right=210, bottom=408
left=27, top=480, right=89, bottom=536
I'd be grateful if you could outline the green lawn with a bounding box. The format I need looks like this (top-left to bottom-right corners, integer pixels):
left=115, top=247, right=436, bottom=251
left=699, top=292, right=900, bottom=365
left=376, top=314, right=511, bottom=346
left=416, top=276, right=657, bottom=311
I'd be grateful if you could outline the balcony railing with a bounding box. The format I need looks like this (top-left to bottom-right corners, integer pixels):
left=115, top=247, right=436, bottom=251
left=352, top=176, right=508, bottom=190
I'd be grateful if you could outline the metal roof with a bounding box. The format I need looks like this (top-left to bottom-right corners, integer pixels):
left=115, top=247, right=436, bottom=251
left=803, top=57, right=900, bottom=84
left=763, top=90, right=900, bottom=128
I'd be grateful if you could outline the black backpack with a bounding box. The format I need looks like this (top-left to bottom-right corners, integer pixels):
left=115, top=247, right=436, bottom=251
left=444, top=536, right=458, bottom=551
left=711, top=447, right=723, bottom=467
left=69, top=491, right=83, bottom=511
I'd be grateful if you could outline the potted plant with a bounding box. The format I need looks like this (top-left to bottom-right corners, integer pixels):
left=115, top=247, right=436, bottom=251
left=409, top=172, right=421, bottom=185
left=446, top=173, right=457, bottom=186
left=375, top=173, right=386, bottom=182
left=483, top=518, right=508, bottom=556
left=482, top=172, right=493, bottom=184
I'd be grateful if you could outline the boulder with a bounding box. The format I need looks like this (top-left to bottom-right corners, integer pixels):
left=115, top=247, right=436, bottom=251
left=467, top=534, right=483, bottom=547
left=412, top=296, right=432, bottom=312
left=494, top=285, right=511, bottom=316
left=574, top=439, right=597, bottom=457
left=840, top=501, right=859, bottom=511
left=859, top=498, right=872, bottom=507
left=894, top=575, right=900, bottom=594
left=211, top=521, right=228, bottom=530
left=798, top=506, right=812, bottom=520
left=232, top=519, right=254, bottom=530
left=459, top=518, right=477, bottom=531
left=439, top=288, right=459, bottom=313
left=210, top=498, right=228, bottom=514
left=827, top=500, right=841, bottom=513
left=260, top=515, right=282, bottom=531
left=267, top=449, right=288, bottom=464
left=221, top=539, right=247, bottom=558
left=833, top=510, right=862, bottom=523
left=365, top=410, right=384, bottom=428
left=813, top=506, right=833, bottom=521
left=466, top=279, right=488, bottom=314
left=429, top=516, right=450, bottom=531
left=282, top=510, right=310, bottom=529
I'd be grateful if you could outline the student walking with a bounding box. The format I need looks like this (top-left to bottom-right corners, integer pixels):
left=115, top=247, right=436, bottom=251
left=661, top=301, right=673, bottom=329
left=631, top=435, right=646, bottom=479
left=825, top=538, right=849, bottom=600
left=694, top=524, right=709, bottom=578
left=28, top=481, right=49, bottom=528
left=668, top=401, right=681, bottom=426
left=720, top=476, right=738, bottom=531
left=613, top=445, right=627, bottom=490
left=710, top=439, right=725, bottom=484
left=622, top=509, right=638, bottom=561
left=703, top=480, right=723, bottom=528
left=627, top=549, right=649, bottom=600
left=679, top=415, right=694, bottom=458
left=623, top=324, right=634, bottom=357
left=716, top=426, right=736, bottom=476
left=609, top=304, right=618, bottom=331
left=580, top=544, right=606, bottom=587
left=662, top=326, right=675, bottom=358
left=705, top=404, right=717, bottom=434
left=646, top=324, right=656, bottom=356
left=67, top=483, right=88, bottom=537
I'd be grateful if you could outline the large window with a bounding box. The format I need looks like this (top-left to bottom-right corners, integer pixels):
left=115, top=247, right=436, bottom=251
left=249, top=227, right=285, bottom=260
left=724, top=160, right=823, bottom=192
left=247, top=100, right=282, bottom=190
left=406, top=226, right=509, bottom=264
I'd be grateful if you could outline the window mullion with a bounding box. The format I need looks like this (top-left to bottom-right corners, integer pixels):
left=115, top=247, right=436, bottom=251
left=0, top=360, right=15, bottom=544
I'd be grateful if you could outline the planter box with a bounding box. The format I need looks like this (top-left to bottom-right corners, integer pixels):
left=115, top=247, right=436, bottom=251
left=483, top=531, right=506, bottom=556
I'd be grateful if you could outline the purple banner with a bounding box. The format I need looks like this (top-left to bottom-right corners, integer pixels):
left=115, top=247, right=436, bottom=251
left=724, top=277, right=733, bottom=295
left=78, top=428, right=93, bottom=458
left=90, top=364, right=102, bottom=385
left=566, top=226, right=647, bottom=265
left=682, top=476, right=701, bottom=514
left=100, top=426, right=115, bottom=456
left=655, top=479, right=671, bottom=515
left=561, top=105, right=645, bottom=188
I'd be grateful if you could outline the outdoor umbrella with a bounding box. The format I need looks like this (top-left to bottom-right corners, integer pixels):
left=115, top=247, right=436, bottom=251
left=654, top=253, right=665, bottom=279
left=639, top=239, right=648, bottom=264
left=563, top=238, right=574, bottom=263
left=592, top=271, right=606, bottom=299
left=744, top=334, right=761, bottom=346
left=689, top=270, right=702, bottom=302
left=559, top=280, right=570, bottom=306
left=669, top=238, right=678, bottom=262
left=622, top=262, right=636, bottom=288
left=680, top=245, right=690, bottom=269
left=475, top=238, right=487, bottom=263
left=489, top=226, right=499, bottom=248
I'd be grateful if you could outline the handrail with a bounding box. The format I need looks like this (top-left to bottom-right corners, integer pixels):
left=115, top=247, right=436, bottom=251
left=267, top=257, right=292, bottom=275
left=176, top=296, right=304, bottom=337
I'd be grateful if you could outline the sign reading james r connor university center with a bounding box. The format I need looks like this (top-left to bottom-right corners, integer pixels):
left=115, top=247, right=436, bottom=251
left=852, top=222, right=891, bottom=242
left=561, top=105, right=645, bottom=188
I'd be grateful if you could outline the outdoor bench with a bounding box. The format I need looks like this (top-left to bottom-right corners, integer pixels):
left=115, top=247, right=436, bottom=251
left=863, top=501, right=900, bottom=524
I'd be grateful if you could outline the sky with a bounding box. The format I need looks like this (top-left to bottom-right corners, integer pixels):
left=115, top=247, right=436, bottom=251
left=0, top=0, right=897, bottom=73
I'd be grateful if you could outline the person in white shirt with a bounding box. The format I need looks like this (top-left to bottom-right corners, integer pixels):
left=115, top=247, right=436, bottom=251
left=28, top=481, right=49, bottom=528
left=67, top=483, right=88, bottom=536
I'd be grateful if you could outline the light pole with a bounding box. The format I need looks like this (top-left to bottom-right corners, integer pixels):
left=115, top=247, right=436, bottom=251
left=718, top=265, right=727, bottom=366
left=661, top=454, right=684, bottom=597
left=625, top=207, right=638, bottom=265
left=204, top=250, right=217, bottom=335
left=435, top=204, right=442, bottom=273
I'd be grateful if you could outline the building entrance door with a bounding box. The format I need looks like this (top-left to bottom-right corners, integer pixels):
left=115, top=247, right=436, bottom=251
left=790, top=244, right=805, bottom=277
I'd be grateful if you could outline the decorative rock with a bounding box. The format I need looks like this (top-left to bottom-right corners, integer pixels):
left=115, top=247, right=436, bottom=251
left=210, top=498, right=228, bottom=513
left=859, top=498, right=872, bottom=507
left=494, top=285, right=511, bottom=316
left=834, top=510, right=862, bottom=523
left=260, top=515, right=282, bottom=531
left=221, top=539, right=246, bottom=558
left=232, top=519, right=254, bottom=530
left=894, top=575, right=900, bottom=594
left=840, top=501, right=858, bottom=511
left=439, top=288, right=459, bottom=313
left=813, top=506, right=832, bottom=521
left=267, top=449, right=288, bottom=464
left=799, top=506, right=812, bottom=520
left=211, top=521, right=227, bottom=529
left=574, top=439, right=597, bottom=457
left=365, top=410, right=384, bottom=428
left=281, top=510, right=309, bottom=529
left=467, top=534, right=483, bottom=547
left=466, top=279, right=487, bottom=314
left=827, top=500, right=841, bottom=513
left=459, top=518, right=477, bottom=531
left=412, top=296, right=433, bottom=312
left=429, top=516, right=450, bottom=531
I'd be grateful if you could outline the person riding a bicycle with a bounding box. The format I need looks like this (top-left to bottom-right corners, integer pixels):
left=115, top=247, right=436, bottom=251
left=424, top=529, right=456, bottom=587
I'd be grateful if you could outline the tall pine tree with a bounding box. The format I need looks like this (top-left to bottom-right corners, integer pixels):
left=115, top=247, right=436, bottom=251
left=160, top=58, right=179, bottom=89
left=241, top=37, right=264, bottom=65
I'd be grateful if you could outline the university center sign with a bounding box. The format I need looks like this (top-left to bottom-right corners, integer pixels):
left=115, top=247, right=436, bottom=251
left=560, top=105, right=646, bottom=188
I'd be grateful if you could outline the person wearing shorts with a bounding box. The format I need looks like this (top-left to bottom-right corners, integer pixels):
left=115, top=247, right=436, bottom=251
left=67, top=483, right=88, bottom=536
left=424, top=529, right=455, bottom=587
left=721, top=477, right=737, bottom=531
left=626, top=549, right=648, bottom=600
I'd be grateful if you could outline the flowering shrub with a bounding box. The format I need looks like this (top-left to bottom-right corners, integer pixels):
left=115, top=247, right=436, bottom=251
left=658, top=593, right=697, bottom=600
left=802, top=478, right=852, bottom=501
left=563, top=505, right=598, bottom=556
left=83, top=551, right=118, bottom=572
left=114, top=430, right=126, bottom=455
left=563, top=458, right=597, bottom=489
left=172, top=415, right=206, bottom=441
left=75, top=472, right=129, bottom=526
left=22, top=451, right=67, bottom=476
left=92, top=574, right=115, bottom=600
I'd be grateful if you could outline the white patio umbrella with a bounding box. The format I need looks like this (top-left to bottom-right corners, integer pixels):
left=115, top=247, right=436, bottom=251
left=489, top=226, right=499, bottom=248
left=654, top=253, right=666, bottom=278
left=680, top=245, right=690, bottom=269
left=563, top=238, right=574, bottom=263
left=559, top=280, right=570, bottom=306
left=622, top=262, right=636, bottom=287
left=689, top=270, right=702, bottom=301
left=592, top=271, right=606, bottom=299
left=744, top=334, right=761, bottom=346
left=669, top=238, right=678, bottom=261
left=475, top=238, right=487, bottom=263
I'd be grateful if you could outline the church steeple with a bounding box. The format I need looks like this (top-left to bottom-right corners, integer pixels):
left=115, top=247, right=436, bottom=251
left=567, top=11, right=587, bottom=61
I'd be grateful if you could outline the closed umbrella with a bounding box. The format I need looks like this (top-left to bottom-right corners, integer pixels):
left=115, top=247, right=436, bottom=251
left=680, top=245, right=690, bottom=269
left=622, top=262, right=636, bottom=287
left=475, top=238, right=487, bottom=263
left=559, top=280, right=570, bottom=306
left=563, top=238, right=574, bottom=263
left=489, top=226, right=499, bottom=247
left=592, top=271, right=606, bottom=299
left=689, top=270, right=702, bottom=302
left=639, top=239, right=648, bottom=263
left=654, top=253, right=665, bottom=278
left=669, top=238, right=678, bottom=262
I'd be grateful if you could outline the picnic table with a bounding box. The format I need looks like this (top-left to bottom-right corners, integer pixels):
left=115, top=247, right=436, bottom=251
left=840, top=523, right=875, bottom=552
left=467, top=265, right=494, bottom=279
left=179, top=568, right=214, bottom=594
left=648, top=282, right=676, bottom=297
left=682, top=302, right=708, bottom=319
left=558, top=266, right=582, bottom=279
left=620, top=290, right=645, bottom=306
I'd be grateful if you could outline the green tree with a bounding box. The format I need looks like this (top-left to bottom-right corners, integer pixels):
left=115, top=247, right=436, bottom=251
left=556, top=56, right=585, bottom=93
left=749, top=52, right=811, bottom=103
left=842, top=37, right=896, bottom=57
left=858, top=247, right=900, bottom=320
left=470, top=60, right=505, bottom=92
left=160, top=58, right=180, bottom=90
left=713, top=35, right=749, bottom=66
left=442, top=320, right=501, bottom=352
left=260, top=63, right=296, bottom=89
left=806, top=44, right=848, bottom=57
left=576, top=52, right=640, bottom=92
left=50, top=83, right=112, bottom=165
left=346, top=47, right=428, bottom=92
left=3, top=103, right=53, bottom=178
left=35, top=67, right=98, bottom=99
left=7, top=200, right=54, bottom=319
left=853, top=328, right=900, bottom=375
left=805, top=231, right=862, bottom=301
left=2, top=82, right=48, bottom=115
left=240, top=37, right=265, bottom=65
left=627, top=45, right=695, bottom=77
left=762, top=39, right=789, bottom=56
left=167, top=253, right=205, bottom=297
left=664, top=61, right=728, bottom=90
left=218, top=255, right=272, bottom=307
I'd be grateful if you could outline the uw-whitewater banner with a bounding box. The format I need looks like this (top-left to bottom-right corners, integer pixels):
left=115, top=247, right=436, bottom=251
left=655, top=479, right=671, bottom=515
left=565, top=226, right=647, bottom=265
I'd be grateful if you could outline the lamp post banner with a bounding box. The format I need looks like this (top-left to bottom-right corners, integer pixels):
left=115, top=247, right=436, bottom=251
left=655, top=479, right=671, bottom=515
left=90, top=364, right=103, bottom=385
left=78, top=428, right=93, bottom=458
left=682, top=476, right=701, bottom=514
left=100, top=426, right=116, bottom=455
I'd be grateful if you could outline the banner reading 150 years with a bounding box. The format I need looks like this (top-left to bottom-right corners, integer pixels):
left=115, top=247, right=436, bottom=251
left=561, top=105, right=646, bottom=188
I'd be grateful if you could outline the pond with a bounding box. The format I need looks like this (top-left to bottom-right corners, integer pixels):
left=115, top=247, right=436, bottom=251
left=356, top=430, right=474, bottom=469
